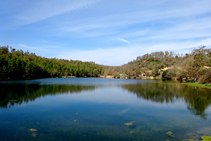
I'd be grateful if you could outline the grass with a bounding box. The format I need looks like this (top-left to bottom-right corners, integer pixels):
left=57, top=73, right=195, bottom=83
left=184, top=82, right=211, bottom=89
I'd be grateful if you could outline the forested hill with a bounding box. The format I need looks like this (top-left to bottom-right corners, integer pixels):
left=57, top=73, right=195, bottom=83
left=0, top=45, right=211, bottom=84
left=0, top=46, right=103, bottom=80
left=102, top=46, right=211, bottom=84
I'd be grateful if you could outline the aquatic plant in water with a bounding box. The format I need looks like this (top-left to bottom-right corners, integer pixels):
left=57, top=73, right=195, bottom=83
left=31, top=132, right=37, bottom=137
left=166, top=131, right=173, bottom=137
left=28, top=129, right=37, bottom=132
left=124, top=121, right=135, bottom=126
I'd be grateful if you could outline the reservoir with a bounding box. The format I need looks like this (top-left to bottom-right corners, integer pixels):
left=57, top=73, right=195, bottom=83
left=0, top=78, right=211, bottom=141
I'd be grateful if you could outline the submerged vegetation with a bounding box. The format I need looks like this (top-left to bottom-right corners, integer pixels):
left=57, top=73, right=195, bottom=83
left=166, top=131, right=173, bottom=137
left=0, top=45, right=211, bottom=84
left=124, top=121, right=135, bottom=126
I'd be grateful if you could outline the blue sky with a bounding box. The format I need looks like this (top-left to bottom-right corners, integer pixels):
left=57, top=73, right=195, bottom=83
left=1, top=0, right=211, bottom=66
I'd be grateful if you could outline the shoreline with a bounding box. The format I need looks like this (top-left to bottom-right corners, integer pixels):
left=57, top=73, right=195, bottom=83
left=182, top=82, right=211, bottom=89
left=1, top=77, right=211, bottom=89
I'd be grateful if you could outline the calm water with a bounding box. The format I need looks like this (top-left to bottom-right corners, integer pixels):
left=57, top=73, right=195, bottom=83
left=0, top=78, right=211, bottom=141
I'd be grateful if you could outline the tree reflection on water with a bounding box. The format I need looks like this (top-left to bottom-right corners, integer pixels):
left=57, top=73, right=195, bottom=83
left=0, top=83, right=95, bottom=109
left=1, top=81, right=211, bottom=120
left=121, top=82, right=211, bottom=119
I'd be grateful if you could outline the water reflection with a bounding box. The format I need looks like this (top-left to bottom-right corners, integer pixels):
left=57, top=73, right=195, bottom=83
left=1, top=81, right=211, bottom=119
left=121, top=82, right=211, bottom=119
left=0, top=83, right=95, bottom=109
left=1, top=79, right=211, bottom=140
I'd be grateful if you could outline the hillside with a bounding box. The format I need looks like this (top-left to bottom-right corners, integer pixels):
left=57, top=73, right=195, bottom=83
left=0, top=45, right=211, bottom=84
left=0, top=46, right=103, bottom=80
left=102, top=46, right=211, bottom=84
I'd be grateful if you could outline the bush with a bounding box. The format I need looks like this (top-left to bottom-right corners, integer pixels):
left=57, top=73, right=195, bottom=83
left=162, top=69, right=176, bottom=80
left=198, top=69, right=211, bottom=84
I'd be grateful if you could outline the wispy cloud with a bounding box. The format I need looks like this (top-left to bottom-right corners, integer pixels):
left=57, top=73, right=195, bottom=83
left=57, top=38, right=211, bottom=66
left=118, top=38, right=130, bottom=44
left=56, top=0, right=211, bottom=41
left=18, top=44, right=61, bottom=58
left=19, top=44, right=43, bottom=50
left=135, top=17, right=211, bottom=42
left=15, top=0, right=100, bottom=25
left=2, top=0, right=211, bottom=66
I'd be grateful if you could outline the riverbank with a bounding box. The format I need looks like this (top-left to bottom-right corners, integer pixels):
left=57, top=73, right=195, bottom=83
left=1, top=76, right=211, bottom=90
left=183, top=82, right=211, bottom=89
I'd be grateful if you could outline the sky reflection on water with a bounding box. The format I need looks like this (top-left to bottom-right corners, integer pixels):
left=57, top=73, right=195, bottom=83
left=0, top=78, right=211, bottom=141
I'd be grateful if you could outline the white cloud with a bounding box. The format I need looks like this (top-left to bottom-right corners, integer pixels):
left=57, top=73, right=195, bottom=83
left=130, top=16, right=211, bottom=42
left=57, top=38, right=211, bottom=66
left=120, top=30, right=149, bottom=38
left=118, top=38, right=130, bottom=44
left=15, top=0, right=100, bottom=25
left=19, top=44, right=43, bottom=50
left=2, top=0, right=211, bottom=66
left=55, top=0, right=211, bottom=42
left=17, top=44, right=62, bottom=58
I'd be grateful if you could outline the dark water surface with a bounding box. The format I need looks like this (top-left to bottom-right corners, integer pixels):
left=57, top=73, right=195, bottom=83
left=0, top=78, right=211, bottom=141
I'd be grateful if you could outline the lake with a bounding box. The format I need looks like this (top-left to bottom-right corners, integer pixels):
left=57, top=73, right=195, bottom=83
left=0, top=78, right=211, bottom=141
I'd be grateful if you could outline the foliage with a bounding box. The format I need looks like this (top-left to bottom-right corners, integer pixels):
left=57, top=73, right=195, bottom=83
left=1, top=45, right=211, bottom=84
left=162, top=70, right=171, bottom=80
left=197, top=69, right=211, bottom=84
left=101, top=46, right=210, bottom=84
left=0, top=46, right=103, bottom=80
left=158, top=46, right=211, bottom=84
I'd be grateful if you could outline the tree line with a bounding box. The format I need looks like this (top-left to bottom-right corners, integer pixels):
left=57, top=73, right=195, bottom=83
left=0, top=45, right=210, bottom=84
left=102, top=46, right=211, bottom=84
left=0, top=46, right=103, bottom=80
left=161, top=46, right=211, bottom=84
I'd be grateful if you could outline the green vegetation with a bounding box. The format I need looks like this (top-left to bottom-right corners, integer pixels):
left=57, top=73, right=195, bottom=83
left=0, top=45, right=210, bottom=84
left=124, top=121, right=135, bottom=126
left=102, top=46, right=211, bottom=84
left=184, top=82, right=211, bottom=89
left=0, top=45, right=103, bottom=80
left=166, top=131, right=173, bottom=137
